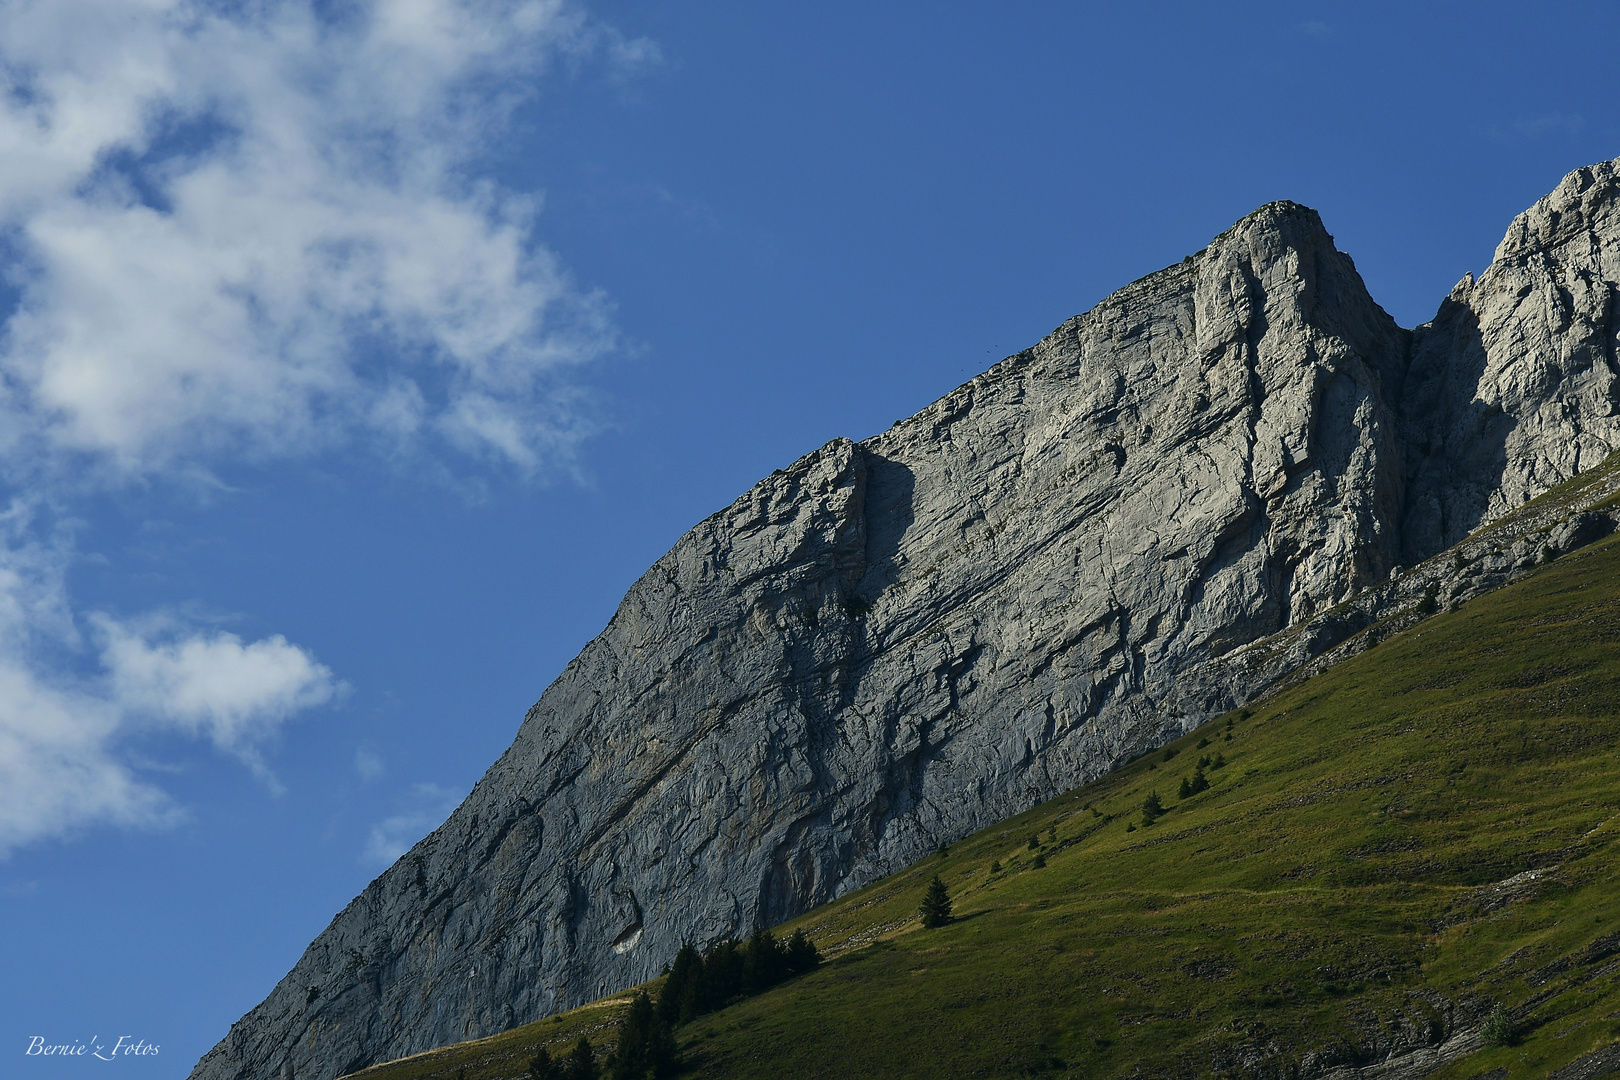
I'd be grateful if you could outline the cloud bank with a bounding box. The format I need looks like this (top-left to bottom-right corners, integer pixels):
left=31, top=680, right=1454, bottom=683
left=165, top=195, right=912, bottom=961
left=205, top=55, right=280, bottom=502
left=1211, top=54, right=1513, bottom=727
left=0, top=0, right=641, bottom=854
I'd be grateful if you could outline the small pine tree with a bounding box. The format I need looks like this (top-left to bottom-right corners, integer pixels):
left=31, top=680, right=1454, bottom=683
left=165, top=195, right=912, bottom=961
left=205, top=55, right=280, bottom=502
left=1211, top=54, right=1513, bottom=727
left=1032, top=851, right=1046, bottom=868
left=990, top=859, right=1001, bottom=873
left=528, top=1047, right=557, bottom=1080
left=1162, top=746, right=1178, bottom=762
left=1027, top=833, right=1040, bottom=850
left=1141, top=791, right=1165, bottom=824
left=1125, top=822, right=1136, bottom=833
left=1211, top=752, right=1226, bottom=769
left=656, top=944, right=699, bottom=1025
left=608, top=991, right=676, bottom=1080
left=1196, top=736, right=1210, bottom=749
left=919, top=874, right=953, bottom=927
left=1178, top=777, right=1192, bottom=799
left=740, top=927, right=782, bottom=994
left=563, top=1037, right=596, bottom=1080
left=1189, top=768, right=1209, bottom=795
left=783, top=928, right=821, bottom=975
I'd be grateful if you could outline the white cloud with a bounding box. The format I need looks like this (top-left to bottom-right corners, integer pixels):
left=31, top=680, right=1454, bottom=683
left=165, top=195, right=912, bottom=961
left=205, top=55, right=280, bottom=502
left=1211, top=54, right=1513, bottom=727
left=97, top=613, right=341, bottom=780
left=0, top=502, right=343, bottom=854
left=0, top=0, right=641, bottom=479
left=362, top=781, right=462, bottom=866
left=0, top=0, right=649, bottom=854
left=355, top=747, right=384, bottom=781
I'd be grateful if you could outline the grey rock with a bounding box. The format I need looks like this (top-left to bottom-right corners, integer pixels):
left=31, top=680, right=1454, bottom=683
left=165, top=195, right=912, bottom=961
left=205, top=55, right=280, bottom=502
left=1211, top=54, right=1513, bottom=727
left=191, top=160, right=1620, bottom=1080
left=1400, top=159, right=1620, bottom=560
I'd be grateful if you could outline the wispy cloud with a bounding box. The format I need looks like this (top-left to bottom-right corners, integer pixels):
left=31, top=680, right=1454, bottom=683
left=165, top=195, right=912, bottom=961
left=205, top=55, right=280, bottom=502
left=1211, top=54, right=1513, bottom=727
left=355, top=748, right=385, bottom=782
left=0, top=0, right=647, bottom=480
left=1297, top=20, right=1332, bottom=38
left=0, top=0, right=649, bottom=856
left=362, top=782, right=463, bottom=866
left=0, top=499, right=343, bottom=854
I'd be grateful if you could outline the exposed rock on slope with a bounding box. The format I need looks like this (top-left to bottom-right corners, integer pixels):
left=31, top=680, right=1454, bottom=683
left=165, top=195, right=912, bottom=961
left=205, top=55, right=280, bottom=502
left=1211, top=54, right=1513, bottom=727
left=190, top=160, right=1620, bottom=1080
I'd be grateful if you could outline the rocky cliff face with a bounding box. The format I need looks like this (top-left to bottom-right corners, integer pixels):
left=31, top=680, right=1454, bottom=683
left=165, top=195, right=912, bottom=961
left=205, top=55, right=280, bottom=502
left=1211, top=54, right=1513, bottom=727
left=191, top=159, right=1620, bottom=1080
left=1400, top=160, right=1620, bottom=560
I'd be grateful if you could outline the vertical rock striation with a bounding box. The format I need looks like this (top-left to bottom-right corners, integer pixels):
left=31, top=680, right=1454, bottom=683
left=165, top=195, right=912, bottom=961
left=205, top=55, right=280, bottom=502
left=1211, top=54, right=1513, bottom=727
left=191, top=160, right=1620, bottom=1080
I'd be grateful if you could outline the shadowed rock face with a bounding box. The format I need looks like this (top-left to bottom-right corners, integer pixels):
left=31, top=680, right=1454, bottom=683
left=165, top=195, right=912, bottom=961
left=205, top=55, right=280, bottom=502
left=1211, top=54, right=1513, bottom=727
left=191, top=161, right=1620, bottom=1080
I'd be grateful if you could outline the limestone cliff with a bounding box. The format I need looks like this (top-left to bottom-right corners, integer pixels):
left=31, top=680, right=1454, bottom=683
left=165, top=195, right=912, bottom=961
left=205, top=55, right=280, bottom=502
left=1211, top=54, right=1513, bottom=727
left=190, top=160, right=1620, bottom=1080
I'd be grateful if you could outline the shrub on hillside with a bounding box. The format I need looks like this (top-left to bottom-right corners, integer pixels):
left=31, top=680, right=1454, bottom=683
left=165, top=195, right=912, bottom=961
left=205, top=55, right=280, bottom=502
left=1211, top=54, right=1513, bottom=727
left=1481, top=1003, right=1517, bottom=1047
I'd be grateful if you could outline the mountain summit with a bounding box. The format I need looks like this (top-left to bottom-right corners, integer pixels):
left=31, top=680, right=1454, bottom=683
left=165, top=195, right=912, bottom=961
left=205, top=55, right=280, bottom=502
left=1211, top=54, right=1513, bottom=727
left=190, top=159, right=1620, bottom=1080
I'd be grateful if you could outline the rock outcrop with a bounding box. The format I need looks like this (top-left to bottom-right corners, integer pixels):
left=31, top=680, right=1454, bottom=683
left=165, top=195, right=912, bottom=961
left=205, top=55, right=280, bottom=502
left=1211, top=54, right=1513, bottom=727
left=190, top=159, right=1620, bottom=1080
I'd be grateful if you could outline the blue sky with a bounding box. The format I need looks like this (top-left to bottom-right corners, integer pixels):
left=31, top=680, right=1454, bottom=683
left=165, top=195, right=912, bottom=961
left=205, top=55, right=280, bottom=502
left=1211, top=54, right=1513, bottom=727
left=4, top=2, right=1616, bottom=1076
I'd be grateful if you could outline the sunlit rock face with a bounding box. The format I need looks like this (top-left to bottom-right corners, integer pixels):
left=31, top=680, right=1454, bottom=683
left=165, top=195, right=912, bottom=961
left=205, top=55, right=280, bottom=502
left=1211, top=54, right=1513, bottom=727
left=191, top=159, right=1620, bottom=1080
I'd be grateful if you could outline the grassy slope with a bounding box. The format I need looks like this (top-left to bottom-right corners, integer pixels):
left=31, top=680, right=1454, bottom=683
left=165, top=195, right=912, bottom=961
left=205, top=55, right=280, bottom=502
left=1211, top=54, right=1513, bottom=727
left=350, top=528, right=1620, bottom=1080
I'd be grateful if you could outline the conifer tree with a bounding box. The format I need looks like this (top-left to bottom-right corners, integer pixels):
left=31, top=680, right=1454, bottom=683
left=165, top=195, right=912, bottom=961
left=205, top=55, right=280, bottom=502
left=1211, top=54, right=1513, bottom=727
left=919, top=874, right=953, bottom=927
left=656, top=944, right=699, bottom=1025
left=741, top=927, right=786, bottom=993
left=608, top=991, right=676, bottom=1079
left=563, top=1036, right=596, bottom=1080
left=528, top=1047, right=557, bottom=1080
left=783, top=928, right=821, bottom=975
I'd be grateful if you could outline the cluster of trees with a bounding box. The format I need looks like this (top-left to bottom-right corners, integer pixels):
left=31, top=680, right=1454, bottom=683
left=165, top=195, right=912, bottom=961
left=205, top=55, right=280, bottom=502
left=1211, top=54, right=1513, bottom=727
left=524, top=929, right=823, bottom=1080
left=658, top=927, right=822, bottom=1026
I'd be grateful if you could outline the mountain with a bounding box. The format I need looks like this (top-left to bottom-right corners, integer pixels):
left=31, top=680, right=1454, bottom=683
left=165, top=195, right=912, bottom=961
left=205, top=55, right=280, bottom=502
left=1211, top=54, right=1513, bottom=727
left=330, top=470, right=1620, bottom=1079
left=189, top=158, right=1620, bottom=1080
